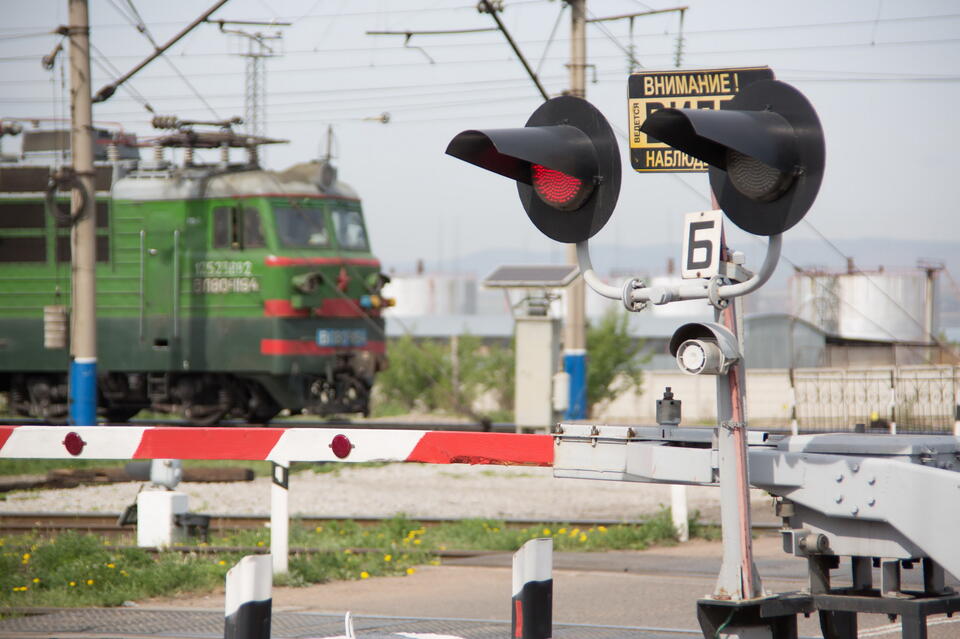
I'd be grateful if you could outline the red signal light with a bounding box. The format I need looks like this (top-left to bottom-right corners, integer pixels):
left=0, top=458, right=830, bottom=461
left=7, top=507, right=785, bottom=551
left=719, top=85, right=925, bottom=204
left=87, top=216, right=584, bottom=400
left=531, top=164, right=593, bottom=211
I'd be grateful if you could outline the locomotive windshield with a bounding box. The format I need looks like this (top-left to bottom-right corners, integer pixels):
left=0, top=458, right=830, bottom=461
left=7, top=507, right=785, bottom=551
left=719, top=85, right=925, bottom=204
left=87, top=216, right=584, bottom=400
left=332, top=208, right=369, bottom=251
left=274, top=204, right=330, bottom=248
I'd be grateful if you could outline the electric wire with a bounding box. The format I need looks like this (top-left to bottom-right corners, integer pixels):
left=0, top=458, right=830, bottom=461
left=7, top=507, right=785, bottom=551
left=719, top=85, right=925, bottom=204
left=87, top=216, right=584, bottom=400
left=3, top=6, right=955, bottom=37
left=88, top=42, right=155, bottom=113
left=106, top=0, right=220, bottom=120
left=585, top=8, right=643, bottom=70
left=534, top=2, right=567, bottom=77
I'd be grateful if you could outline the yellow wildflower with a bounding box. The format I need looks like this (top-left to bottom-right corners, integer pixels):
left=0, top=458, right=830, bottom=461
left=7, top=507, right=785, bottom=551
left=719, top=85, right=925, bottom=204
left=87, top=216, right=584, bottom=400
left=218, top=560, right=227, bottom=566
left=383, top=554, right=392, bottom=562
left=256, top=541, right=265, bottom=547
left=86, top=579, right=94, bottom=586
left=106, top=563, right=115, bottom=569
left=558, top=528, right=566, bottom=535
left=69, top=581, right=76, bottom=587
left=32, top=577, right=40, bottom=584
left=315, top=526, right=324, bottom=533
left=406, top=567, right=416, bottom=575
left=570, top=528, right=580, bottom=537
left=413, top=539, right=421, bottom=545
left=598, top=525, right=608, bottom=533
left=579, top=533, right=587, bottom=542
left=360, top=571, right=370, bottom=579
left=542, top=528, right=551, bottom=536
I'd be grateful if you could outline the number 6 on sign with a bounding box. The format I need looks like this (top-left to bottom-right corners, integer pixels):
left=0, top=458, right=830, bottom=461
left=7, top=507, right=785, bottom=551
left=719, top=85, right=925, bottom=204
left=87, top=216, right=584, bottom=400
left=681, top=210, right=723, bottom=280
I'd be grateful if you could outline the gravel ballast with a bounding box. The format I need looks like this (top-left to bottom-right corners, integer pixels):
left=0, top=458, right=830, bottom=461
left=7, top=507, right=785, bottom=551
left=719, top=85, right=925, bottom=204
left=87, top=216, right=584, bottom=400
left=0, top=462, right=774, bottom=523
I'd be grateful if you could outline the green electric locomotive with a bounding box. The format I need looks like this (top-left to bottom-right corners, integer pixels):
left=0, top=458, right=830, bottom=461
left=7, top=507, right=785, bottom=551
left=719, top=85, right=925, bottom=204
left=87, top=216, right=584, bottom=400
left=0, top=118, right=390, bottom=424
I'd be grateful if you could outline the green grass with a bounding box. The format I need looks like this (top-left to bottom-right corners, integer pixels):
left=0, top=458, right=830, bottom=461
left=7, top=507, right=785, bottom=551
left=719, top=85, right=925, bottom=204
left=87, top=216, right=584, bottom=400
left=0, top=510, right=716, bottom=608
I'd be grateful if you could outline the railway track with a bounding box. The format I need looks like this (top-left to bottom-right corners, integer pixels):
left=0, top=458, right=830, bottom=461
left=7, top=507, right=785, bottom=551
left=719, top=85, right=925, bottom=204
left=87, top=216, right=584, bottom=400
left=0, top=511, right=777, bottom=536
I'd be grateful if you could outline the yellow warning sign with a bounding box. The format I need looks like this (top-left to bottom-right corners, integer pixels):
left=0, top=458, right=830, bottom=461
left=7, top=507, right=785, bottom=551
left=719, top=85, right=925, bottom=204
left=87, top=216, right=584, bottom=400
left=628, top=67, right=774, bottom=173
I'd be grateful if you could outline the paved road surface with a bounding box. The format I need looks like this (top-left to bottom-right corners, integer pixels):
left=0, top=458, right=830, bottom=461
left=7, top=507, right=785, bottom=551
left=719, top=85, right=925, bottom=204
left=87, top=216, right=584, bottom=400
left=2, top=535, right=958, bottom=638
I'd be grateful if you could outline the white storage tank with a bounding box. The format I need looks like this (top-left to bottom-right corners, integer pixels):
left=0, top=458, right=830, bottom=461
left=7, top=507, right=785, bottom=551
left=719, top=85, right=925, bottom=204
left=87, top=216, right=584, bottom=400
left=383, top=274, right=477, bottom=317
left=790, top=268, right=936, bottom=342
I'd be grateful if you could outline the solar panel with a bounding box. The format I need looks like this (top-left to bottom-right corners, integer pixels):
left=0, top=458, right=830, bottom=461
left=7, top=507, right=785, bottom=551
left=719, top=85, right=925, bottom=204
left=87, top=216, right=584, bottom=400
left=483, top=264, right=579, bottom=288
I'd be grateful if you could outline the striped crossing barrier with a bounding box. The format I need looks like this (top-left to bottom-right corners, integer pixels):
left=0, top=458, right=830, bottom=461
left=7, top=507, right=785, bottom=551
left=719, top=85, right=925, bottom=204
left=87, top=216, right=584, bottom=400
left=0, top=425, right=555, bottom=580
left=0, top=426, right=553, bottom=466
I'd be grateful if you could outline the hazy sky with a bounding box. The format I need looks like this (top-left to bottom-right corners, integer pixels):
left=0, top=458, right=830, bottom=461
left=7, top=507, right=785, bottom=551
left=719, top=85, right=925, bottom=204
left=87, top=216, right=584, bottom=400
left=2, top=0, right=958, bottom=274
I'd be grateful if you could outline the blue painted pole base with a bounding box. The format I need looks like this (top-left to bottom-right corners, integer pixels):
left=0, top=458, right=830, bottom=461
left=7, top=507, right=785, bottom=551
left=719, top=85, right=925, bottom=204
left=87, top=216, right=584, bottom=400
left=69, top=357, right=97, bottom=426
left=563, top=350, right=587, bottom=421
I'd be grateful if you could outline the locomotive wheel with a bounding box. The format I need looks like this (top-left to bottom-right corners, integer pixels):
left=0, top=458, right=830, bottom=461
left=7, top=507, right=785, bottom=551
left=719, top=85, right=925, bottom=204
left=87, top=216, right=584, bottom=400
left=104, top=407, right=142, bottom=423
left=184, top=404, right=230, bottom=427
left=243, top=381, right=281, bottom=424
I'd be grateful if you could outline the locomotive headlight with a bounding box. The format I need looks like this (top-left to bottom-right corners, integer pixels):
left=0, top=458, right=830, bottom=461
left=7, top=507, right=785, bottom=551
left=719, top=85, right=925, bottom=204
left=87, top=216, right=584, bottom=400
left=676, top=339, right=724, bottom=376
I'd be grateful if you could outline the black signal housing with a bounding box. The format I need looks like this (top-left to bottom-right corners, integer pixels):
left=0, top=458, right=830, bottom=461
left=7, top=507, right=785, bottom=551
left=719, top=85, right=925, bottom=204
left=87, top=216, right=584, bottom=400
left=446, top=96, right=621, bottom=243
left=640, top=79, right=825, bottom=236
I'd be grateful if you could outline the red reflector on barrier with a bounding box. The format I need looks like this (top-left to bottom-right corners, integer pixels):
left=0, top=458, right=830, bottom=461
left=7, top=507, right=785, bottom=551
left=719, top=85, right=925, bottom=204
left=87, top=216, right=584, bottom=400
left=63, top=432, right=86, bottom=456
left=330, top=434, right=353, bottom=459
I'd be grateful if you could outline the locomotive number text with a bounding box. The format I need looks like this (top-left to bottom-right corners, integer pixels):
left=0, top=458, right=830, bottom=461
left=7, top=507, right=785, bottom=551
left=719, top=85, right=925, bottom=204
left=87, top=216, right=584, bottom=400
left=193, top=260, right=254, bottom=277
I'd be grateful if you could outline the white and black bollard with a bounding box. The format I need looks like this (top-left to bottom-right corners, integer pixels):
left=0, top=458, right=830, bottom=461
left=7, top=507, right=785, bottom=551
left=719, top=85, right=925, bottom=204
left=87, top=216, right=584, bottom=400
left=224, top=554, right=272, bottom=639
left=511, top=537, right=552, bottom=639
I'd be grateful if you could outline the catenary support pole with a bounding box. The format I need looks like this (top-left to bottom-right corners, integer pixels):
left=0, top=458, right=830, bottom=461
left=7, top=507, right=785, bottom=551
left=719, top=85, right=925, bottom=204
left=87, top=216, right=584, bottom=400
left=224, top=554, right=272, bottom=639
left=564, top=0, right=588, bottom=420
left=512, top=537, right=553, bottom=639
left=67, top=0, right=97, bottom=426
left=270, top=461, right=289, bottom=575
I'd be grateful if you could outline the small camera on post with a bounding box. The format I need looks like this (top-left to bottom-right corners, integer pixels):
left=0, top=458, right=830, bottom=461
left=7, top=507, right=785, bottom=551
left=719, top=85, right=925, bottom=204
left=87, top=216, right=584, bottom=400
left=668, top=322, right=742, bottom=376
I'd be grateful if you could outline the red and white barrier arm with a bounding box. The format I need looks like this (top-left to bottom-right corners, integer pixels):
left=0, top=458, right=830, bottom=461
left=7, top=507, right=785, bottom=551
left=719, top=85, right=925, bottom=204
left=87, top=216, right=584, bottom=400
left=0, top=426, right=554, bottom=466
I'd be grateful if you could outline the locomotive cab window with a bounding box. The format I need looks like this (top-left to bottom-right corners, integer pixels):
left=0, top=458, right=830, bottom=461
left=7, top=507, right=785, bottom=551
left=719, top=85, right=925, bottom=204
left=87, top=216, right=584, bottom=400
left=213, top=206, right=265, bottom=249
left=274, top=203, right=329, bottom=248
left=332, top=208, right=369, bottom=251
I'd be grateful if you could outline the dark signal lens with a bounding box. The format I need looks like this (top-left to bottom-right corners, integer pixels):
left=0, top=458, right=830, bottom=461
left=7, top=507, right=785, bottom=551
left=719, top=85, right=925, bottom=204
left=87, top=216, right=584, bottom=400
left=531, top=164, right=593, bottom=211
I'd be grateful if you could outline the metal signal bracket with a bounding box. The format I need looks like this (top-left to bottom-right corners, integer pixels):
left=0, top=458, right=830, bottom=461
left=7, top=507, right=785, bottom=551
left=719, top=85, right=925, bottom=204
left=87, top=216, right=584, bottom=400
left=575, top=231, right=780, bottom=312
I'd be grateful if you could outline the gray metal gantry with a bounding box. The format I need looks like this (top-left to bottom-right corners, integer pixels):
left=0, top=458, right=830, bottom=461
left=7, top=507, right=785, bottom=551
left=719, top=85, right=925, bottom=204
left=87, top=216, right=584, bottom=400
left=553, top=424, right=960, bottom=638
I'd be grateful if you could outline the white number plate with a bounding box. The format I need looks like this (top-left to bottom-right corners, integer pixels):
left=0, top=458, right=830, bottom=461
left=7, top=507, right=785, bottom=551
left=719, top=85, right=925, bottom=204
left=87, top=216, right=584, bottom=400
left=680, top=209, right=723, bottom=280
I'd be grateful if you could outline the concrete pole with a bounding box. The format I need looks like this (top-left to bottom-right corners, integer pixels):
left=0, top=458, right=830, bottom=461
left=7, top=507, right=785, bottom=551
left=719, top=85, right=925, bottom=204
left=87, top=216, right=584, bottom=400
left=563, top=0, right=588, bottom=420
left=67, top=0, right=98, bottom=425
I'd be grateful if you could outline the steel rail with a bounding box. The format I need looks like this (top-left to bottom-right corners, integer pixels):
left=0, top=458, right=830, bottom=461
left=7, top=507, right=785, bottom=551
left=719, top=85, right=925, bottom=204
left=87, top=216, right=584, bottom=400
left=0, top=511, right=778, bottom=535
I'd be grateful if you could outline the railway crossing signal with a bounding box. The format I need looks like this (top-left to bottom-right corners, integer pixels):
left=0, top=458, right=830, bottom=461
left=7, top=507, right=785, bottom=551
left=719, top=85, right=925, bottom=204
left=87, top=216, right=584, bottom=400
left=446, top=96, right=621, bottom=244
left=640, top=79, right=825, bottom=236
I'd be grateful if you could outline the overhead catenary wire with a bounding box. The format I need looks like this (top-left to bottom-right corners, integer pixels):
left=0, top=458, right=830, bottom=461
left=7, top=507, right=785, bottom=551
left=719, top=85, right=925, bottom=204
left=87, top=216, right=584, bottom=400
left=3, top=6, right=956, bottom=37
left=88, top=42, right=156, bottom=114
left=103, top=0, right=221, bottom=119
